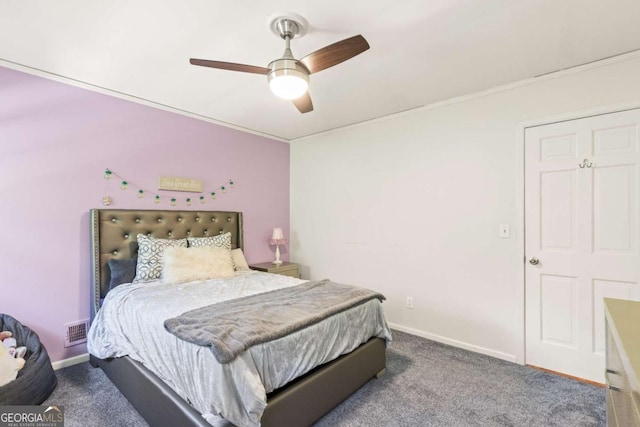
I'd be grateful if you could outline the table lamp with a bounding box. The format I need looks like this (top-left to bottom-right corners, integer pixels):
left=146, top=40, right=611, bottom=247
left=269, top=228, right=287, bottom=265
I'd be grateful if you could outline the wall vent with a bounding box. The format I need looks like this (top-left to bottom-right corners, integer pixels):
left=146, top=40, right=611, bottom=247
left=64, top=320, right=89, bottom=347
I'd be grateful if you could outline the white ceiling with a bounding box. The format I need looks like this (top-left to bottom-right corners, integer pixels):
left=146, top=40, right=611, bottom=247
left=1, top=1, right=640, bottom=140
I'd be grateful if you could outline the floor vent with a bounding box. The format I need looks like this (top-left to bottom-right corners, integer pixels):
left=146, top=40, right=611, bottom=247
left=64, top=320, right=89, bottom=347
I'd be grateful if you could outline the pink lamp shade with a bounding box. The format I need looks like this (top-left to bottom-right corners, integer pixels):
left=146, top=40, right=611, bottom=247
left=269, top=228, right=287, bottom=245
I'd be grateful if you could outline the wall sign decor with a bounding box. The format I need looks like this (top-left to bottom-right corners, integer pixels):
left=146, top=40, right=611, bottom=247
left=157, top=176, right=204, bottom=193
left=102, top=169, right=234, bottom=206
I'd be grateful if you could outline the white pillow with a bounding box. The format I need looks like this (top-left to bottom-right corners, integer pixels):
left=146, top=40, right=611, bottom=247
left=231, top=248, right=249, bottom=270
left=133, top=235, right=187, bottom=283
left=162, top=246, right=235, bottom=284
left=187, top=232, right=231, bottom=250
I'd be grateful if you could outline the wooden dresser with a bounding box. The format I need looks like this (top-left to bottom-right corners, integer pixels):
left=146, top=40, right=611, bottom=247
left=604, top=298, right=640, bottom=427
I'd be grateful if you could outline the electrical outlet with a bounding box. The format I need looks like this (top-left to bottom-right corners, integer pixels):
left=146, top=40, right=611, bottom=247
left=406, top=297, right=414, bottom=309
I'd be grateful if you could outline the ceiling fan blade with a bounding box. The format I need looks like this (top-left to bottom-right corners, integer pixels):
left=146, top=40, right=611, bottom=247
left=293, top=92, right=313, bottom=114
left=299, top=35, right=370, bottom=74
left=189, top=58, right=270, bottom=75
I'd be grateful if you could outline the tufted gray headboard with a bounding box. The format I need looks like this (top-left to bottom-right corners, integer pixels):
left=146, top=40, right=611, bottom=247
left=90, top=209, right=243, bottom=321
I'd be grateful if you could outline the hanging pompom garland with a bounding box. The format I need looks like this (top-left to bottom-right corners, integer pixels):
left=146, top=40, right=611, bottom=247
left=102, top=169, right=234, bottom=206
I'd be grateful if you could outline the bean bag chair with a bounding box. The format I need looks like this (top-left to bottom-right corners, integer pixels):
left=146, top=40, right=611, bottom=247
left=0, top=314, right=57, bottom=405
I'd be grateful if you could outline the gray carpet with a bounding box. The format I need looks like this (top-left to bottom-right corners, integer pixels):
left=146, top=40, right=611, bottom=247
left=44, top=331, right=605, bottom=426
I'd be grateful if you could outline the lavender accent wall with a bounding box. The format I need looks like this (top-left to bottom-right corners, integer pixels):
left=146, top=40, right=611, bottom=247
left=0, top=66, right=290, bottom=362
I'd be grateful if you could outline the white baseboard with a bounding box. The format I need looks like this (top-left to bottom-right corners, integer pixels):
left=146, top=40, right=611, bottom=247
left=51, top=353, right=90, bottom=370
left=49, top=328, right=517, bottom=370
left=388, top=322, right=518, bottom=364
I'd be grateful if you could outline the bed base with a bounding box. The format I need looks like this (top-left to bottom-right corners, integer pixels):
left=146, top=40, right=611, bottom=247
left=91, top=337, right=386, bottom=427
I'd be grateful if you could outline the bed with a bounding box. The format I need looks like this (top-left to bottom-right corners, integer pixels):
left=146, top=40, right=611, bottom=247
left=88, top=209, right=389, bottom=427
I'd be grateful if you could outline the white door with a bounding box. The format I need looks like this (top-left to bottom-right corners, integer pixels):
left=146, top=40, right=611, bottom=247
left=525, top=108, right=640, bottom=383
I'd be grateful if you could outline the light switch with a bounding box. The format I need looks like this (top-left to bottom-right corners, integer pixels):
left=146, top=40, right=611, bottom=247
left=499, top=224, right=510, bottom=238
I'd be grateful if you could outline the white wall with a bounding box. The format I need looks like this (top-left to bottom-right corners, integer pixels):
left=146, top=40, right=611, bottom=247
left=290, top=54, right=640, bottom=362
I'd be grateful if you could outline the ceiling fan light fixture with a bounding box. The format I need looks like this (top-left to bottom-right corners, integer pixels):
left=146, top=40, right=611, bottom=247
left=190, top=13, right=369, bottom=113
left=268, top=68, right=309, bottom=100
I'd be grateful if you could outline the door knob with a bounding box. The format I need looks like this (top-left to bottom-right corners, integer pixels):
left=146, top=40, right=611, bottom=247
left=529, top=257, right=540, bottom=265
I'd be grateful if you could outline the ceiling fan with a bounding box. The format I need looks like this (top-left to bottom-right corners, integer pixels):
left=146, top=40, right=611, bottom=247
left=189, top=15, right=370, bottom=114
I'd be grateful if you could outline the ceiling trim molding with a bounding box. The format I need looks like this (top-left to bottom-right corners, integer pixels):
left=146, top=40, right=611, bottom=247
left=4, top=48, right=640, bottom=144
left=0, top=59, right=290, bottom=143
left=292, top=49, right=640, bottom=142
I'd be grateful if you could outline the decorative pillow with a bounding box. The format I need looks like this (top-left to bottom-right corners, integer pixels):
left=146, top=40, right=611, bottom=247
left=231, top=248, right=249, bottom=270
left=133, top=235, right=187, bottom=283
left=108, top=257, right=137, bottom=290
left=162, top=246, right=235, bottom=284
left=187, top=232, right=231, bottom=250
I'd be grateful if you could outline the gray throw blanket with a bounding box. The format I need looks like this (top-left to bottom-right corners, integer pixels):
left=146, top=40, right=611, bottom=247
left=164, top=279, right=385, bottom=363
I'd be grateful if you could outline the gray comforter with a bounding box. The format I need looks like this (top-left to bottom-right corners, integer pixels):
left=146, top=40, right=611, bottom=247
left=164, top=279, right=385, bottom=363
left=89, top=271, right=391, bottom=427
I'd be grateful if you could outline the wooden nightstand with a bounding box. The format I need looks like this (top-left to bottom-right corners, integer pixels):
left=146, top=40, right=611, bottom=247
left=249, top=262, right=299, bottom=278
